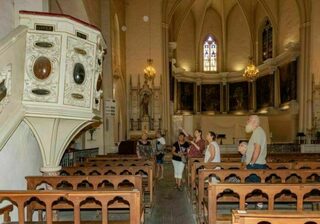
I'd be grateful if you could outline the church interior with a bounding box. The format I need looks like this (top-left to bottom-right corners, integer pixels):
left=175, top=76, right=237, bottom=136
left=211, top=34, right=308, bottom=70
left=1, top=0, right=320, bottom=223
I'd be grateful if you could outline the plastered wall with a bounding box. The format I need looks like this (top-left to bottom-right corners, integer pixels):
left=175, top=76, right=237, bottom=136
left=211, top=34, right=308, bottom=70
left=126, top=0, right=163, bottom=87
left=226, top=4, right=251, bottom=71
left=277, top=0, right=300, bottom=54
left=177, top=13, right=196, bottom=71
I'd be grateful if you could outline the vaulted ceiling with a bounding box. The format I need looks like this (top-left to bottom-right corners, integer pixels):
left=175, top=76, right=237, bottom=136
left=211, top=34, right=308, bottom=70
left=163, top=0, right=310, bottom=42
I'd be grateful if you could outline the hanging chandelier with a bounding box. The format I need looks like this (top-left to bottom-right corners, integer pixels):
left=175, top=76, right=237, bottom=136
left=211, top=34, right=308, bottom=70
left=144, top=59, right=156, bottom=81
left=143, top=0, right=156, bottom=82
left=243, top=57, right=259, bottom=81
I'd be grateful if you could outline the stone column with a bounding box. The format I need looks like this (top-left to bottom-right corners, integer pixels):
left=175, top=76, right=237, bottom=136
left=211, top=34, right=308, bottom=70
left=299, top=21, right=312, bottom=133
left=162, top=22, right=172, bottom=143
left=101, top=0, right=115, bottom=153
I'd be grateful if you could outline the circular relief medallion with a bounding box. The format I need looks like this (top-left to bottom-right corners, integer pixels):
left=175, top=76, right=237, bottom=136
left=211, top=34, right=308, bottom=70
left=96, top=74, right=102, bottom=91
left=73, top=63, right=85, bottom=84
left=33, top=56, right=52, bottom=80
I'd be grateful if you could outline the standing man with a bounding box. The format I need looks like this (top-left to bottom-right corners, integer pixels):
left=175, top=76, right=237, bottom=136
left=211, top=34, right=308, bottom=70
left=245, top=115, right=267, bottom=182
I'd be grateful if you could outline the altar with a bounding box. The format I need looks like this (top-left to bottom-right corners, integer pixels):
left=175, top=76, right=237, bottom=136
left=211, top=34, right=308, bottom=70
left=172, top=115, right=271, bottom=145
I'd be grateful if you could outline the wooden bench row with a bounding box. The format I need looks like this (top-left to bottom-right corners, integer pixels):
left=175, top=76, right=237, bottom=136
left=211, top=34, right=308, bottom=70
left=205, top=183, right=320, bottom=224
left=60, top=165, right=154, bottom=205
left=189, top=161, right=320, bottom=190
left=0, top=190, right=142, bottom=224
left=187, top=155, right=320, bottom=186
left=232, top=210, right=320, bottom=224
left=195, top=168, right=320, bottom=218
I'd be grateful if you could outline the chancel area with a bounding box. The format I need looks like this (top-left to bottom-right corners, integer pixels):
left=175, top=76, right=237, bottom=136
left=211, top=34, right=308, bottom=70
left=1, top=0, right=320, bottom=223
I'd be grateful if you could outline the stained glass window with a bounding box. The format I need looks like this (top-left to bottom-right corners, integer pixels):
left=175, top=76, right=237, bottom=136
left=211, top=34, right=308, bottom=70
left=203, top=35, right=217, bottom=72
left=262, top=20, right=272, bottom=61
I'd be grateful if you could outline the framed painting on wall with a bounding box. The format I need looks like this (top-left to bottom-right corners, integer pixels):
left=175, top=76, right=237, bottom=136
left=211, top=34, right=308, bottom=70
left=279, top=60, right=297, bottom=104
left=228, top=81, right=249, bottom=111
left=201, top=84, right=220, bottom=112
left=177, top=82, right=195, bottom=112
left=256, top=74, right=274, bottom=109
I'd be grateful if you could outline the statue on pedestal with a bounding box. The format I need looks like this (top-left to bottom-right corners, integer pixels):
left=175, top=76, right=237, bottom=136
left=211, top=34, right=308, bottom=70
left=141, top=93, right=150, bottom=117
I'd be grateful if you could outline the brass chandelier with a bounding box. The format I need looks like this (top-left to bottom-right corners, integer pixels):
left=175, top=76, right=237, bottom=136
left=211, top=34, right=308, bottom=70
left=144, top=59, right=156, bottom=81
left=243, top=57, right=259, bottom=81
left=143, top=0, right=156, bottom=81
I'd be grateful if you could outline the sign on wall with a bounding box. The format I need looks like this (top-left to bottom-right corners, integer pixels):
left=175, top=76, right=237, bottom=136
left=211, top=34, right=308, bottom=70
left=105, top=99, right=116, bottom=116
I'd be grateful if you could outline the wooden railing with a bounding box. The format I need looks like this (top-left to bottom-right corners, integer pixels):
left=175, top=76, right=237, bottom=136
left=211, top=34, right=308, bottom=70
left=0, top=190, right=142, bottom=224
left=60, top=148, right=99, bottom=167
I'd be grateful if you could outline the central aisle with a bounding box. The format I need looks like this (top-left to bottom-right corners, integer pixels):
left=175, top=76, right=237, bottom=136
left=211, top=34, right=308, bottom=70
left=145, top=158, right=197, bottom=224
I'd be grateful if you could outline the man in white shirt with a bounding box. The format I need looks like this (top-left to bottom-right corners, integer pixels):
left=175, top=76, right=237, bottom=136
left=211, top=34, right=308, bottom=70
left=245, top=115, right=267, bottom=182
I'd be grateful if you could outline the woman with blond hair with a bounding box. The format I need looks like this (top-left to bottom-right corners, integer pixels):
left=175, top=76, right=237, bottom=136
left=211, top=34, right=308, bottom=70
left=136, top=132, right=152, bottom=159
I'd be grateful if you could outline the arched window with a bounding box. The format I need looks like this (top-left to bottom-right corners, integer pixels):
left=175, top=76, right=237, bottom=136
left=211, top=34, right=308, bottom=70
left=262, top=19, right=272, bottom=61
left=203, top=35, right=217, bottom=72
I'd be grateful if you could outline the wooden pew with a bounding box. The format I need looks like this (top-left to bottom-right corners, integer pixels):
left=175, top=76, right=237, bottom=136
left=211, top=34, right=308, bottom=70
left=197, top=168, right=320, bottom=218
left=76, top=160, right=156, bottom=173
left=206, top=183, right=320, bottom=224
left=188, top=155, right=320, bottom=188
left=190, top=161, right=320, bottom=192
left=25, top=175, right=144, bottom=222
left=26, top=175, right=143, bottom=192
left=0, top=190, right=142, bottom=224
left=232, top=210, right=320, bottom=224
left=0, top=204, right=13, bottom=222
left=60, top=166, right=154, bottom=206
left=91, top=154, right=139, bottom=160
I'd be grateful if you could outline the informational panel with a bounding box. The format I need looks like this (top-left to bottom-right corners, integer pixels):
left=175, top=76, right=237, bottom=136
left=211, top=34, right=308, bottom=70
left=201, top=84, right=220, bottom=112
left=228, top=81, right=249, bottom=111
left=105, top=99, right=116, bottom=116
left=279, top=60, right=297, bottom=104
left=256, top=74, right=274, bottom=109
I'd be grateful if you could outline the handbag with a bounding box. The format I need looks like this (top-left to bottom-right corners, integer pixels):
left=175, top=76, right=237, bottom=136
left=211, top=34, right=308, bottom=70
left=178, top=143, right=187, bottom=163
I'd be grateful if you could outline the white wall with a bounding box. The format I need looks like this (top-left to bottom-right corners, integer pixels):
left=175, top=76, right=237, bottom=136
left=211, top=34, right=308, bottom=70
left=0, top=0, right=14, bottom=40
left=0, top=121, right=42, bottom=222
left=0, top=0, right=48, bottom=40
left=0, top=121, right=42, bottom=190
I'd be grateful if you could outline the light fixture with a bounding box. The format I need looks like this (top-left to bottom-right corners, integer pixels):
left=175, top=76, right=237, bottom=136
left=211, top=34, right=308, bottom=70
left=144, top=59, right=156, bottom=81
left=243, top=57, right=259, bottom=81
left=143, top=0, right=156, bottom=81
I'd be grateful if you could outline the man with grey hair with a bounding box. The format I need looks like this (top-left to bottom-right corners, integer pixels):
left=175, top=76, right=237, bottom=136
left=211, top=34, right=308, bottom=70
left=245, top=115, right=267, bottom=182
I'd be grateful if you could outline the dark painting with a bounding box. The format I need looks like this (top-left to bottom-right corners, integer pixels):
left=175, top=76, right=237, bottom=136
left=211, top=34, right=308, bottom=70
left=229, top=82, right=249, bottom=111
left=256, top=74, right=274, bottom=109
left=279, top=60, right=297, bottom=104
left=177, top=82, right=194, bottom=111
left=201, top=84, right=220, bottom=112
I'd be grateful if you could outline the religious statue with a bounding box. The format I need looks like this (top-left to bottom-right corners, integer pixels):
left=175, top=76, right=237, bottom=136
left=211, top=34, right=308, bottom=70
left=141, top=93, right=150, bottom=116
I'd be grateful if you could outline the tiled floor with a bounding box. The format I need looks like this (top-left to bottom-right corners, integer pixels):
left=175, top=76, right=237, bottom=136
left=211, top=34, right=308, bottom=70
left=145, top=160, right=196, bottom=224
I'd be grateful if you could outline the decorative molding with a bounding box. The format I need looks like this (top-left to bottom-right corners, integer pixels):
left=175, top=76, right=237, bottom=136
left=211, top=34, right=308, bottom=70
left=63, top=36, right=94, bottom=108
left=23, top=32, right=61, bottom=103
